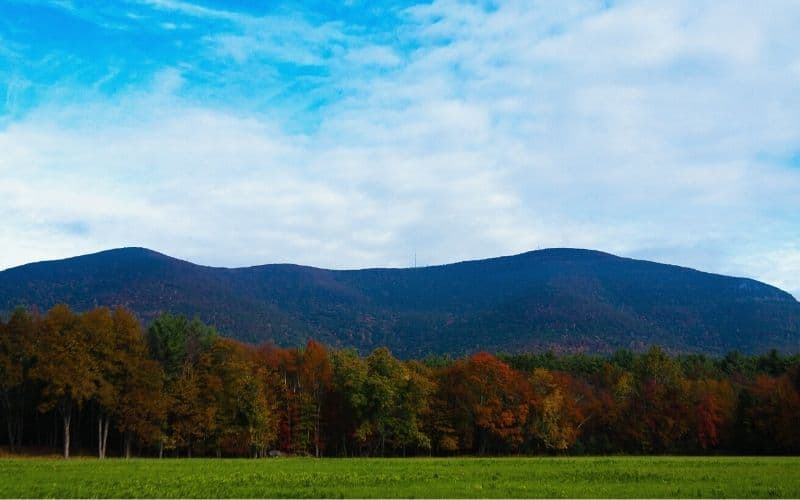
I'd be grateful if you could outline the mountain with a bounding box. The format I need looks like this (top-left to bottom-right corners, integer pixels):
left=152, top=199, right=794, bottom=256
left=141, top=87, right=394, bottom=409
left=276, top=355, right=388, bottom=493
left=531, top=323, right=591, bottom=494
left=1, top=247, right=798, bottom=357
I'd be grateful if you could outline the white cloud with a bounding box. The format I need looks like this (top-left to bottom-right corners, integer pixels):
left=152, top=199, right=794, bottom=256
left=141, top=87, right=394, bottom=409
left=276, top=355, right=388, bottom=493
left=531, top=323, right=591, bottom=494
left=344, top=46, right=401, bottom=67
left=731, top=246, right=800, bottom=300
left=137, top=0, right=242, bottom=22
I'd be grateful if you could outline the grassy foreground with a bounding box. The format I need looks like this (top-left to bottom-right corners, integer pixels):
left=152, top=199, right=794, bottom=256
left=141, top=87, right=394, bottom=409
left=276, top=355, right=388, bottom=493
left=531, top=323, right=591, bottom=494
left=1, top=456, right=799, bottom=498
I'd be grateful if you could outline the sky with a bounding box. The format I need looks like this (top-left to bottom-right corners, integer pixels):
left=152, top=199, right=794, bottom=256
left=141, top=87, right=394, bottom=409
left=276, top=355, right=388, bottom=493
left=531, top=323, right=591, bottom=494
left=1, top=0, right=799, bottom=298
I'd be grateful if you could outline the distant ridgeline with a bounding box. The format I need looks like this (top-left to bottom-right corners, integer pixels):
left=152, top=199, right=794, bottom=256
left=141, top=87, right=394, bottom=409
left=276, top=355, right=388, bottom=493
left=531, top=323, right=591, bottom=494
left=0, top=247, right=799, bottom=356
left=1, top=306, right=799, bottom=459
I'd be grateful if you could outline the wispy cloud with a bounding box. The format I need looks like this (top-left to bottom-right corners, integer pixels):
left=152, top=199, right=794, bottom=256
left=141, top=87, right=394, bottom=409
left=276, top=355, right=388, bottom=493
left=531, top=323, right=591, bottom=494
left=136, top=0, right=243, bottom=22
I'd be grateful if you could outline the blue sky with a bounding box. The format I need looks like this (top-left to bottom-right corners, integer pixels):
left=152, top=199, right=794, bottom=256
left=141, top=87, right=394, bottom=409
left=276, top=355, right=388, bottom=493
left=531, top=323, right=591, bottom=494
left=1, top=0, right=800, bottom=297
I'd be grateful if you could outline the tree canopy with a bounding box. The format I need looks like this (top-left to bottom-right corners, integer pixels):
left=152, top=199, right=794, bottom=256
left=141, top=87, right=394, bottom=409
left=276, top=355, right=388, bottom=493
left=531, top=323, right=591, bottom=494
left=0, top=306, right=798, bottom=458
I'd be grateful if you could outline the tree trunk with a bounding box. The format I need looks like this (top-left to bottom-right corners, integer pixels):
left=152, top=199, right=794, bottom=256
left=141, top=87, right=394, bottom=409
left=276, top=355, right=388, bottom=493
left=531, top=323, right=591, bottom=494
left=282, top=374, right=290, bottom=452
left=102, top=416, right=110, bottom=459
left=63, top=411, right=71, bottom=459
left=314, top=404, right=321, bottom=458
left=158, top=440, right=164, bottom=459
left=97, top=414, right=110, bottom=458
left=97, top=417, right=103, bottom=458
left=124, top=432, right=132, bottom=459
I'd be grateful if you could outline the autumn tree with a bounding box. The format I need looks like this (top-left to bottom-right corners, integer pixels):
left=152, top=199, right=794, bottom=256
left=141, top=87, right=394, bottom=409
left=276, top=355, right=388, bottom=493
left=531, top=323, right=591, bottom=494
left=578, top=362, right=634, bottom=453
left=31, top=305, right=101, bottom=458
left=0, top=308, right=36, bottom=451
left=2, top=304, right=798, bottom=459
left=425, top=374, right=460, bottom=454
left=147, top=313, right=219, bottom=456
left=690, top=378, right=736, bottom=450
left=297, top=340, right=332, bottom=457
left=735, top=373, right=800, bottom=453
left=169, top=355, right=221, bottom=457
left=259, top=345, right=301, bottom=453
left=438, top=353, right=530, bottom=454
left=209, top=338, right=278, bottom=457
left=109, top=307, right=167, bottom=458
left=527, top=368, right=586, bottom=452
left=81, top=307, right=116, bottom=458
left=623, top=347, right=692, bottom=452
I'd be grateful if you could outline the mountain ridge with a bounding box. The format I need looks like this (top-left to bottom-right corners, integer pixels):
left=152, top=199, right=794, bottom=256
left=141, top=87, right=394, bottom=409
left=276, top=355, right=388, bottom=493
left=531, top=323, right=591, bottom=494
left=4, top=245, right=795, bottom=299
left=1, top=247, right=798, bottom=356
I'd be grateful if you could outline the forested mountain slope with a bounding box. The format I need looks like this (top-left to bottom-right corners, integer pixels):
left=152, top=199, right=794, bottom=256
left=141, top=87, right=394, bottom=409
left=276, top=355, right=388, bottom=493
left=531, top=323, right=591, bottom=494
left=1, top=247, right=798, bottom=356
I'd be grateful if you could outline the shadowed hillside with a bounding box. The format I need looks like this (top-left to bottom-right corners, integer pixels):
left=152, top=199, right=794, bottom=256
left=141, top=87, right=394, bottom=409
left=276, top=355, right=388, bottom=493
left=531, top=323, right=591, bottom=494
left=1, top=247, right=798, bottom=356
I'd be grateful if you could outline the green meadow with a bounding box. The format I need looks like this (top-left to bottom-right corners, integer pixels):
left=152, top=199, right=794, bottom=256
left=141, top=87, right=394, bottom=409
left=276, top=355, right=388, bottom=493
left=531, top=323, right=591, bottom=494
left=1, top=456, right=798, bottom=498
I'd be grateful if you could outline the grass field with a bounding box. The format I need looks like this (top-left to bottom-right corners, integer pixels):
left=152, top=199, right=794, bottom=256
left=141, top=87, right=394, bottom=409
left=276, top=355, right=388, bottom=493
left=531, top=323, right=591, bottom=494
left=1, top=456, right=798, bottom=498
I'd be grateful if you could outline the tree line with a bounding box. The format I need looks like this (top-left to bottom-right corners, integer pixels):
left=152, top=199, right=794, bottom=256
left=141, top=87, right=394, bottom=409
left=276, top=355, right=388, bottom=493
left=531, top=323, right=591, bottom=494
left=1, top=305, right=798, bottom=458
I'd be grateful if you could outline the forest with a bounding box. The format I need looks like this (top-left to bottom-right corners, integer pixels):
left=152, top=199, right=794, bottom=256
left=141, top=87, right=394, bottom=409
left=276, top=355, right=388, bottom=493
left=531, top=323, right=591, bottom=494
left=1, top=305, right=798, bottom=459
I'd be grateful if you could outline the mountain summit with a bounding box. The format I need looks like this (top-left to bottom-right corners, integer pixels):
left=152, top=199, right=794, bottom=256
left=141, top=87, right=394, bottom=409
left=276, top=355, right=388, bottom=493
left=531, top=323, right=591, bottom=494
left=1, top=247, right=798, bottom=356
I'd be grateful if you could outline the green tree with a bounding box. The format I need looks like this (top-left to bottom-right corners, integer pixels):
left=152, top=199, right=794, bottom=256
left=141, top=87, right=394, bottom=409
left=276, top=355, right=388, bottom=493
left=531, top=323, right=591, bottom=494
left=209, top=338, right=278, bottom=457
left=148, top=313, right=218, bottom=456
left=395, top=360, right=433, bottom=455
left=147, top=313, right=217, bottom=380
left=363, top=347, right=404, bottom=455
left=330, top=348, right=369, bottom=455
